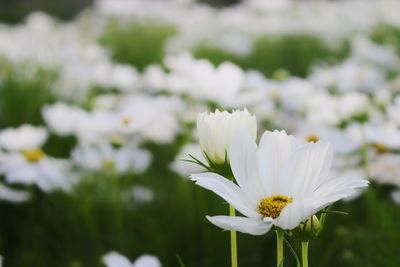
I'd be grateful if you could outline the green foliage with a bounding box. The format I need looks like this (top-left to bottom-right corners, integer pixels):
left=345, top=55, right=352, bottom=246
left=99, top=20, right=176, bottom=71
left=371, top=24, right=400, bottom=56
left=0, top=15, right=399, bottom=267
left=0, top=63, right=56, bottom=128
left=0, top=0, right=92, bottom=24
left=194, top=35, right=350, bottom=77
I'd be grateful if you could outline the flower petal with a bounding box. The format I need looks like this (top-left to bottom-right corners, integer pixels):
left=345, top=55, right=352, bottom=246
left=0, top=184, right=29, bottom=203
left=190, top=172, right=260, bottom=218
left=311, top=176, right=369, bottom=209
left=274, top=198, right=315, bottom=230
left=102, top=251, right=133, bottom=267
left=133, top=255, right=161, bottom=267
left=281, top=141, right=333, bottom=197
left=229, top=128, right=264, bottom=202
left=207, top=215, right=272, bottom=235
left=256, top=130, right=299, bottom=195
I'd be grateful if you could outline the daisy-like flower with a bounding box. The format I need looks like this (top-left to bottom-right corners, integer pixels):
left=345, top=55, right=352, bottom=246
left=0, top=125, right=74, bottom=192
left=190, top=129, right=368, bottom=235
left=197, top=109, right=257, bottom=165
left=71, top=139, right=151, bottom=174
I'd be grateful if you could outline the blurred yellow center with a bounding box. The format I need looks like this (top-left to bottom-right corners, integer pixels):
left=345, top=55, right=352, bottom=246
left=257, top=194, right=293, bottom=219
left=23, top=149, right=45, bottom=162
left=122, top=117, right=132, bottom=126
left=269, top=89, right=280, bottom=101
left=102, top=160, right=116, bottom=170
left=306, top=134, right=320, bottom=143
left=374, top=143, right=388, bottom=154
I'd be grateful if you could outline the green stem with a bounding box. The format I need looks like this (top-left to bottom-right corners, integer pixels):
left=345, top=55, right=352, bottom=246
left=229, top=204, right=238, bottom=267
left=302, top=241, right=309, bottom=267
left=276, top=230, right=284, bottom=267
left=283, top=237, right=301, bottom=267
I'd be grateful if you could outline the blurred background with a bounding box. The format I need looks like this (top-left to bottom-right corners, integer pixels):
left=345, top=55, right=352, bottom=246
left=0, top=0, right=243, bottom=23
left=0, top=0, right=400, bottom=267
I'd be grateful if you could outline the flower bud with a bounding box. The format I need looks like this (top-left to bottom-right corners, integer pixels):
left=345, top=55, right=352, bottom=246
left=197, top=109, right=257, bottom=165
left=304, top=215, right=321, bottom=234
left=291, top=215, right=321, bottom=241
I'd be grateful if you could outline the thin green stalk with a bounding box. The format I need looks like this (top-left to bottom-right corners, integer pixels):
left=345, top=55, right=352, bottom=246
left=229, top=204, right=238, bottom=267
left=301, top=241, right=309, bottom=267
left=283, top=237, right=300, bottom=267
left=276, top=230, right=284, bottom=267
left=227, top=173, right=238, bottom=267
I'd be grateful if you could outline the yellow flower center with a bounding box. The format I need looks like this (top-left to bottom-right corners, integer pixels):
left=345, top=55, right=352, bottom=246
left=374, top=143, right=388, bottom=154
left=109, top=135, right=125, bottom=148
left=306, top=134, right=320, bottom=143
left=102, top=160, right=116, bottom=171
left=23, top=149, right=45, bottom=162
left=269, top=89, right=280, bottom=101
left=122, top=117, right=132, bottom=126
left=257, top=194, right=293, bottom=219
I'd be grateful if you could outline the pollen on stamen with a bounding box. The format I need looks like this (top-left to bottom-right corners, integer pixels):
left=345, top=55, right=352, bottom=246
left=122, top=117, right=132, bottom=126
left=257, top=194, right=293, bottom=219
left=23, top=149, right=45, bottom=163
left=374, top=143, right=389, bottom=154
left=306, top=134, right=320, bottom=143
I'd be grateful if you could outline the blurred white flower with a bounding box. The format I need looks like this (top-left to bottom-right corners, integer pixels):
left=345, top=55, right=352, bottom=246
left=92, top=94, right=120, bottom=110
left=0, top=125, right=48, bottom=151
left=306, top=92, right=339, bottom=126
left=365, top=123, right=400, bottom=149
left=170, top=143, right=204, bottom=176
left=0, top=182, right=29, bottom=203
left=294, top=124, right=360, bottom=155
left=390, top=190, right=400, bottom=205
left=143, top=53, right=251, bottom=107
left=335, top=92, right=370, bottom=122
left=197, top=109, right=257, bottom=164
left=311, top=59, right=385, bottom=93
left=351, top=35, right=399, bottom=68
left=387, top=96, right=400, bottom=127
left=132, top=185, right=154, bottom=203
left=191, top=129, right=368, bottom=235
left=306, top=92, right=370, bottom=126
left=71, top=141, right=151, bottom=174
left=0, top=152, right=74, bottom=192
left=280, top=78, right=316, bottom=113
left=102, top=251, right=161, bottom=267
left=116, top=96, right=184, bottom=143
left=75, top=110, right=118, bottom=142
left=369, top=153, right=400, bottom=187
left=0, top=125, right=74, bottom=192
left=42, top=102, right=87, bottom=136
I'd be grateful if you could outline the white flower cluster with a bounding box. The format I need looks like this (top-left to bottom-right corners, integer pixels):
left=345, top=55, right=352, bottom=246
left=0, top=0, right=399, bottom=205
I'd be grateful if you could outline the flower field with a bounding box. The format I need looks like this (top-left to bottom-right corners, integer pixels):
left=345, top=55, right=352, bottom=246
left=1, top=0, right=400, bottom=266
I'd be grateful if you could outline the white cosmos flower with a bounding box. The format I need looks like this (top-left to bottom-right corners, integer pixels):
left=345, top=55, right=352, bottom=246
left=190, top=129, right=368, bottom=235
left=71, top=141, right=151, bottom=174
left=0, top=182, right=29, bottom=203
left=42, top=102, right=87, bottom=136
left=170, top=142, right=204, bottom=176
left=132, top=185, right=154, bottom=203
left=0, top=125, right=74, bottom=192
left=369, top=153, right=400, bottom=187
left=0, top=125, right=48, bottom=151
left=102, top=251, right=161, bottom=267
left=0, top=153, right=74, bottom=193
left=294, top=124, right=361, bottom=155
left=197, top=109, right=257, bottom=164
